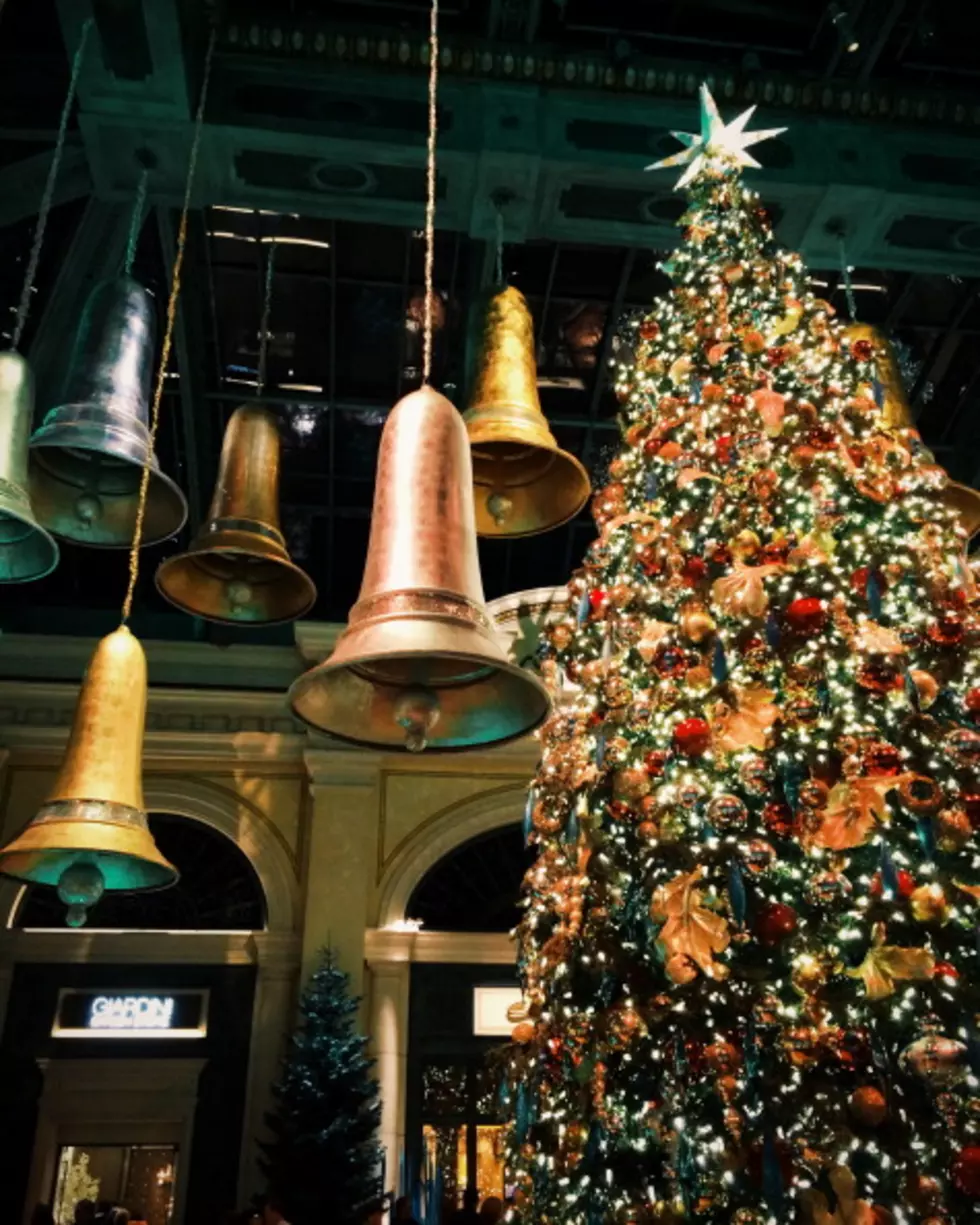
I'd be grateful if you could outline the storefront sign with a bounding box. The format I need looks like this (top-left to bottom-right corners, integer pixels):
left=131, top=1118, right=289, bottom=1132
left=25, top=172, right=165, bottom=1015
left=52, top=989, right=208, bottom=1039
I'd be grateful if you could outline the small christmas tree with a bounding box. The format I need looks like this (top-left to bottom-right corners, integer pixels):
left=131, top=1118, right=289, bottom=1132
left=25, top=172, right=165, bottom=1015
left=261, top=948, right=383, bottom=1225
left=505, top=84, right=980, bottom=1223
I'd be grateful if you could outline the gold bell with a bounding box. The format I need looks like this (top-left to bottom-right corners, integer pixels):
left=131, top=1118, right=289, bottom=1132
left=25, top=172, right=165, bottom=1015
left=0, top=352, right=59, bottom=582
left=0, top=626, right=177, bottom=926
left=288, top=386, right=551, bottom=751
left=847, top=322, right=980, bottom=539
left=156, top=404, right=316, bottom=624
left=464, top=285, right=590, bottom=537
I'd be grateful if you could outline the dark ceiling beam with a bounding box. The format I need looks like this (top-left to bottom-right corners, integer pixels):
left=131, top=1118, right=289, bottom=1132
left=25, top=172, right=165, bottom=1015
left=855, top=0, right=907, bottom=84
left=912, top=281, right=980, bottom=410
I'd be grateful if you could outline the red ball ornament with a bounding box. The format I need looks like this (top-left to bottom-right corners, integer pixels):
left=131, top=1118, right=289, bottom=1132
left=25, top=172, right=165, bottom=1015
left=850, top=337, right=874, bottom=361
left=715, top=434, right=735, bottom=463
left=784, top=597, right=826, bottom=635
left=755, top=901, right=798, bottom=945
left=850, top=1085, right=887, bottom=1127
left=864, top=743, right=903, bottom=776
left=673, top=717, right=712, bottom=757
left=589, top=589, right=608, bottom=613
left=766, top=345, right=788, bottom=367
left=965, top=687, right=980, bottom=716
left=952, top=1146, right=980, bottom=1198
left=644, top=749, right=669, bottom=778
left=928, top=612, right=965, bottom=647
left=639, top=319, right=660, bottom=341
left=637, top=545, right=663, bottom=578
left=681, top=556, right=708, bottom=587
left=762, top=801, right=796, bottom=838
left=870, top=869, right=916, bottom=899
left=851, top=566, right=887, bottom=599
left=934, top=960, right=960, bottom=981
left=963, top=793, right=980, bottom=828
left=643, top=436, right=665, bottom=458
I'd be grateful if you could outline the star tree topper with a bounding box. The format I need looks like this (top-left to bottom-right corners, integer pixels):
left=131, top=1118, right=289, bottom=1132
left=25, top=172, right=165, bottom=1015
left=649, top=83, right=787, bottom=190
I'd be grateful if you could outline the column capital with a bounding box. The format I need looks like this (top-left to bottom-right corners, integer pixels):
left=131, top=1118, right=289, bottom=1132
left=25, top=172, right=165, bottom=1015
left=303, top=745, right=380, bottom=791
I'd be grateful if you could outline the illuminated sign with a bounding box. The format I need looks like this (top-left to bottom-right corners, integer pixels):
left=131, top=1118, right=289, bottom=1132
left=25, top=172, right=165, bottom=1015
left=89, top=995, right=175, bottom=1030
left=52, top=989, right=208, bottom=1039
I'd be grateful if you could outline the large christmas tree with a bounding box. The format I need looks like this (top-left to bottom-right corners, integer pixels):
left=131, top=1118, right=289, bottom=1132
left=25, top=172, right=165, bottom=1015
left=261, top=949, right=383, bottom=1225
left=505, top=86, right=980, bottom=1224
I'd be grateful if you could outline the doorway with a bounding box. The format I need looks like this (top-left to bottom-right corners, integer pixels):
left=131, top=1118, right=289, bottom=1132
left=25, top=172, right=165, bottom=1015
left=52, top=1145, right=178, bottom=1225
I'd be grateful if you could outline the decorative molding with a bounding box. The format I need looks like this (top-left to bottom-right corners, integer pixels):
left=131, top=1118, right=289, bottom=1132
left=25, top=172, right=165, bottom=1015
left=303, top=746, right=380, bottom=790
left=365, top=927, right=514, bottom=966
left=376, top=783, right=527, bottom=926
left=222, top=19, right=980, bottom=130
left=294, top=621, right=345, bottom=664
left=0, top=929, right=284, bottom=966
left=0, top=633, right=303, bottom=690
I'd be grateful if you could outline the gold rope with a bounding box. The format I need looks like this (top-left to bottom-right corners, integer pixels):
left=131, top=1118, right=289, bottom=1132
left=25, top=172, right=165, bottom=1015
left=421, top=0, right=439, bottom=384
left=120, top=28, right=216, bottom=625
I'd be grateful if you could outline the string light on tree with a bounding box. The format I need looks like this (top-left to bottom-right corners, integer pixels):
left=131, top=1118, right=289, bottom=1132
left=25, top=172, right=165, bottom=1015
left=504, top=84, right=980, bottom=1224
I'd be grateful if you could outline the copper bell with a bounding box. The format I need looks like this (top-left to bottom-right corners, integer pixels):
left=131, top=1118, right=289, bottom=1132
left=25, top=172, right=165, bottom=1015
left=28, top=276, right=188, bottom=547
left=0, top=626, right=177, bottom=926
left=846, top=323, right=980, bottom=540
left=464, top=285, right=590, bottom=536
left=288, top=386, right=551, bottom=751
left=0, top=352, right=59, bottom=582
left=156, top=404, right=316, bottom=624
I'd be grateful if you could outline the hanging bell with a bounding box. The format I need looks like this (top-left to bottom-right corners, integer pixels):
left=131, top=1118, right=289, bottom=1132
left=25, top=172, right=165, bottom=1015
left=463, top=285, right=590, bottom=537
left=28, top=276, right=188, bottom=547
left=0, top=352, right=59, bottom=582
left=0, top=626, right=177, bottom=926
left=847, top=322, right=980, bottom=540
left=156, top=404, right=316, bottom=624
left=288, top=386, right=551, bottom=751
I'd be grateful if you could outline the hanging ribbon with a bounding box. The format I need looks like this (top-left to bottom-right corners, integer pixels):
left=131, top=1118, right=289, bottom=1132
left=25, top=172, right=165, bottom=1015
left=120, top=27, right=217, bottom=624
left=837, top=235, right=857, bottom=323
left=123, top=165, right=150, bottom=277
left=421, top=0, right=440, bottom=384
left=256, top=239, right=279, bottom=399
left=10, top=19, right=94, bottom=351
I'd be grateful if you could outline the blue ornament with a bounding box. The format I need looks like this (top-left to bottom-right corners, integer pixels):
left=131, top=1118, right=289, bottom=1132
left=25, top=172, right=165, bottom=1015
left=523, top=788, right=535, bottom=844
left=593, top=729, right=606, bottom=767
left=728, top=859, right=747, bottom=926
left=866, top=571, right=883, bottom=620
left=765, top=613, right=781, bottom=649
left=762, top=1132, right=784, bottom=1210
left=916, top=816, right=936, bottom=861
left=712, top=638, right=729, bottom=682
left=879, top=840, right=899, bottom=898
left=645, top=468, right=659, bottom=502
left=872, top=378, right=885, bottom=410
left=576, top=589, right=590, bottom=626
left=904, top=668, right=920, bottom=712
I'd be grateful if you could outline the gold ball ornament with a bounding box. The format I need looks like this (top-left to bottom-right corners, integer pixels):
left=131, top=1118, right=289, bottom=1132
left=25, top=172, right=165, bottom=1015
left=550, top=622, right=573, bottom=650
left=850, top=1085, right=888, bottom=1127
left=680, top=600, right=716, bottom=643
left=910, top=883, right=949, bottom=924
left=613, top=767, right=652, bottom=803
left=935, top=806, right=972, bottom=851
left=730, top=529, right=761, bottom=561
left=512, top=1020, right=536, bottom=1043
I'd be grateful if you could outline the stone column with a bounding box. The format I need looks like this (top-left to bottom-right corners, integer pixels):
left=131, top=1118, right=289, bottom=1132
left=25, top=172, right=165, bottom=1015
left=302, top=749, right=381, bottom=996
left=237, top=932, right=301, bottom=1204
left=366, top=938, right=412, bottom=1197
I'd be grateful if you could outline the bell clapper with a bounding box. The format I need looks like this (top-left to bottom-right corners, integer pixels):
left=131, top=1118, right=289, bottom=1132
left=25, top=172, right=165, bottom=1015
left=75, top=492, right=103, bottom=526
left=393, top=686, right=441, bottom=753
left=486, top=490, right=514, bottom=526
left=56, top=859, right=106, bottom=928
left=227, top=580, right=253, bottom=610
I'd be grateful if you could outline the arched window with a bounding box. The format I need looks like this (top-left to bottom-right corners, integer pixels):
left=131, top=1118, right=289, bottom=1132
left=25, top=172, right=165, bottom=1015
left=406, top=823, right=532, bottom=933
left=14, top=812, right=267, bottom=930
